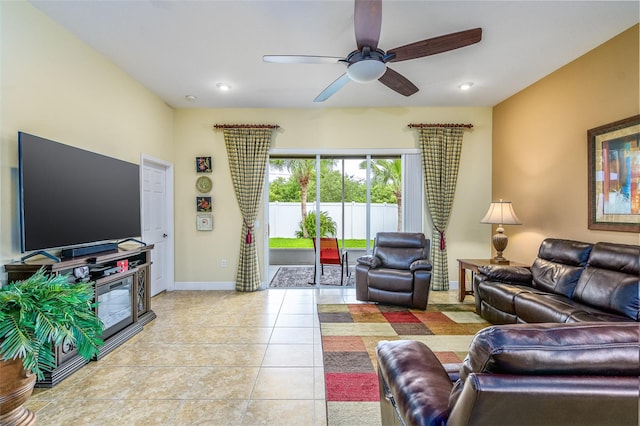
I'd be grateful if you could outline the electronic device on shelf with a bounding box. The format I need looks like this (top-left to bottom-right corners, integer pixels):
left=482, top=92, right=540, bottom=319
left=89, top=265, right=121, bottom=279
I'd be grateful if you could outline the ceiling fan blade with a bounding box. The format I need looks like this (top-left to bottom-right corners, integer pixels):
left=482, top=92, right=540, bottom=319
left=314, top=73, right=351, bottom=102
left=354, top=0, right=382, bottom=50
left=387, top=28, right=482, bottom=62
left=263, top=55, right=344, bottom=64
left=378, top=67, right=419, bottom=97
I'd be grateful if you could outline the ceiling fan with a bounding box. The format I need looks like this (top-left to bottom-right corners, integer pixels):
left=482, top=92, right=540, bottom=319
left=263, top=0, right=482, bottom=102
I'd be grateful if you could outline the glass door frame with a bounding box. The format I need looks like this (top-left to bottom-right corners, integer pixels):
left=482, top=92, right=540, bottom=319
left=263, top=148, right=420, bottom=288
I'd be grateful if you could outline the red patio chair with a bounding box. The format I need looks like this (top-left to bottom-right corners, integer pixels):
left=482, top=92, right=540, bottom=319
left=312, top=237, right=349, bottom=285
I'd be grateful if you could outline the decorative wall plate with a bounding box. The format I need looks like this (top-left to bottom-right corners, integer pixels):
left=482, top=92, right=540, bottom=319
left=195, top=176, right=212, bottom=193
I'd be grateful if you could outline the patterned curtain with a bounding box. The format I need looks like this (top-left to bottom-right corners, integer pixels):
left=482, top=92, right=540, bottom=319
left=223, top=128, right=273, bottom=292
left=419, top=127, right=465, bottom=291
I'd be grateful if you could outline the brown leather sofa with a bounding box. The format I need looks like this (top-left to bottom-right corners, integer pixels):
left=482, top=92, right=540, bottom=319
left=355, top=232, right=432, bottom=310
left=473, top=238, right=639, bottom=324
left=376, top=322, right=640, bottom=426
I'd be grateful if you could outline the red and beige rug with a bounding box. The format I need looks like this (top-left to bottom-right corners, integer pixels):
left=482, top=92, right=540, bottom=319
left=318, top=303, right=491, bottom=425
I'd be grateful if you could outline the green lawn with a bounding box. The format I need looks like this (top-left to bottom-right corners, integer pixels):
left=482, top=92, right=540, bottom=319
left=269, top=238, right=372, bottom=249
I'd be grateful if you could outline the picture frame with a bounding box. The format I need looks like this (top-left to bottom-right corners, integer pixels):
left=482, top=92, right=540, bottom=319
left=196, top=196, right=212, bottom=212
left=196, top=156, right=212, bottom=173
left=587, top=115, right=640, bottom=232
left=196, top=214, right=213, bottom=231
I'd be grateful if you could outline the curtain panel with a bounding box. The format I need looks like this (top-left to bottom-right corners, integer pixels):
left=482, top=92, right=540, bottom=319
left=419, top=127, right=465, bottom=291
left=222, top=128, right=273, bottom=292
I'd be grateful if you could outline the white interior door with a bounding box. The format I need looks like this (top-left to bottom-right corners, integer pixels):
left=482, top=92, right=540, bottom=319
left=141, top=155, right=174, bottom=296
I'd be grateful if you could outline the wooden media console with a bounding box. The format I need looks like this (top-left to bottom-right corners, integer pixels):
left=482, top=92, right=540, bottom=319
left=4, top=244, right=156, bottom=387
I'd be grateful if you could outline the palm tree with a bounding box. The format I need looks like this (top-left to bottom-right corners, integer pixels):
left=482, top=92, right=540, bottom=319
left=361, top=159, right=403, bottom=231
left=270, top=159, right=315, bottom=237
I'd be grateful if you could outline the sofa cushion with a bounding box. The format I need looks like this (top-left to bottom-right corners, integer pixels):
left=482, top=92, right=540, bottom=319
left=572, top=242, right=640, bottom=321
left=514, top=292, right=586, bottom=323
left=530, top=239, right=592, bottom=297
left=568, top=310, right=636, bottom=322
left=367, top=268, right=413, bottom=292
left=374, top=232, right=428, bottom=270
left=536, top=238, right=593, bottom=266
left=449, top=322, right=640, bottom=408
left=476, top=282, right=532, bottom=315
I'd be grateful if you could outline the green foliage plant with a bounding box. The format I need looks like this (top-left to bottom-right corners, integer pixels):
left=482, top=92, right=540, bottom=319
left=0, top=269, right=104, bottom=379
left=295, top=211, right=337, bottom=239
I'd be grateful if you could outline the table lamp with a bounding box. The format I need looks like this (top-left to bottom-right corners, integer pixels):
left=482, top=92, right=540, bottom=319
left=481, top=199, right=521, bottom=264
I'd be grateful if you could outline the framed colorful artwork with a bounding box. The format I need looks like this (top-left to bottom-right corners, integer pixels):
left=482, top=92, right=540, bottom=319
left=587, top=115, right=640, bottom=232
left=196, top=197, right=212, bottom=212
left=196, top=156, right=212, bottom=173
left=196, top=214, right=213, bottom=231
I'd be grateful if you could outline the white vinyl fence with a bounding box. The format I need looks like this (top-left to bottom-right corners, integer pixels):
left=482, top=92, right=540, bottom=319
left=269, top=202, right=398, bottom=238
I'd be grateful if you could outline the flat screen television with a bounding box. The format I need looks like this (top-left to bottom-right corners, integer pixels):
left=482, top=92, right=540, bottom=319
left=18, top=132, right=141, bottom=256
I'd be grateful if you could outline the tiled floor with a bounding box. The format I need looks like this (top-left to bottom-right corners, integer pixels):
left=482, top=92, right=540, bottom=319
left=26, top=276, right=466, bottom=425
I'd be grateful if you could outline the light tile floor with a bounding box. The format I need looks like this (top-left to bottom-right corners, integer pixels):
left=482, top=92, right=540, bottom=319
left=26, top=273, right=466, bottom=425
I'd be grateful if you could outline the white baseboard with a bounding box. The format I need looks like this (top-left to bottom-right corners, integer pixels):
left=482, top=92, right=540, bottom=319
left=172, top=281, right=459, bottom=291
left=173, top=281, right=236, bottom=290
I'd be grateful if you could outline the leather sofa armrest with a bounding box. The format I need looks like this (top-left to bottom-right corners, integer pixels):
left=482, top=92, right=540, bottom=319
left=357, top=255, right=381, bottom=268
left=442, top=363, right=462, bottom=382
left=409, top=259, right=432, bottom=272
left=477, top=265, right=532, bottom=284
left=377, top=340, right=453, bottom=426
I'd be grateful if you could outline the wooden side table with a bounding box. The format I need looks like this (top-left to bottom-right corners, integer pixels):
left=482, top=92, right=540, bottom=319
left=457, top=259, right=527, bottom=302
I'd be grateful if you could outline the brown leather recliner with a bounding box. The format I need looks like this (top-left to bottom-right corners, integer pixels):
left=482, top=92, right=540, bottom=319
left=377, top=322, right=640, bottom=426
left=355, top=232, right=432, bottom=310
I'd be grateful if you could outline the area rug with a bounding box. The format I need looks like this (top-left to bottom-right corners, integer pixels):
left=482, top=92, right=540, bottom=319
left=269, top=266, right=354, bottom=288
left=318, top=303, right=491, bottom=425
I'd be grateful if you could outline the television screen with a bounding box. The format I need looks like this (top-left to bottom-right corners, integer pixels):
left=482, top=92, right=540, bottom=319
left=18, top=132, right=141, bottom=253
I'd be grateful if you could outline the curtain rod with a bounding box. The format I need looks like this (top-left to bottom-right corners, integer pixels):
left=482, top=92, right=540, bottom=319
left=408, top=123, right=473, bottom=129
left=213, top=124, right=280, bottom=129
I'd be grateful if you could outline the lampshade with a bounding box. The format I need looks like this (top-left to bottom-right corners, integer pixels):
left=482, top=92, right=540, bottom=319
left=481, top=199, right=521, bottom=264
left=346, top=60, right=386, bottom=83
left=481, top=200, right=522, bottom=225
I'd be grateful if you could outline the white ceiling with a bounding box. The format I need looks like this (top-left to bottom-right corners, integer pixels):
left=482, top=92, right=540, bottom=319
left=30, top=1, right=639, bottom=109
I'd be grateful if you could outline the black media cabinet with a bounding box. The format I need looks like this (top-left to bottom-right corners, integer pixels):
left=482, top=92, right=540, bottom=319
left=4, top=244, right=156, bottom=387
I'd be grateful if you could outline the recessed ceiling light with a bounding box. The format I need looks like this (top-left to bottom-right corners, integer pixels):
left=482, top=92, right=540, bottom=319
left=458, top=82, right=474, bottom=91
left=185, top=95, right=197, bottom=101
left=216, top=83, right=231, bottom=91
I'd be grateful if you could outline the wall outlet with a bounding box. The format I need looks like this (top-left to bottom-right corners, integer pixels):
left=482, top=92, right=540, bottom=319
left=221, top=259, right=228, bottom=268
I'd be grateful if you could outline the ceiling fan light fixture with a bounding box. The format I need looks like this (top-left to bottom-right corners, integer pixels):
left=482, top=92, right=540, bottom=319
left=347, top=59, right=386, bottom=83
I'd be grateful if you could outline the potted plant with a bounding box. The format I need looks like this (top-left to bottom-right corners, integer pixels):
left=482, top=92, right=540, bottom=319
left=0, top=269, right=104, bottom=425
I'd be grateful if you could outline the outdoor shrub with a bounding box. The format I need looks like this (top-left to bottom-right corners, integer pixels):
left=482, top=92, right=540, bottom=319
left=295, top=211, right=337, bottom=238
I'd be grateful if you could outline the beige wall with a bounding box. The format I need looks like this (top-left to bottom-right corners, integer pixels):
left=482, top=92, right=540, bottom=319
left=173, top=107, right=493, bottom=286
left=493, top=25, right=640, bottom=264
left=0, top=1, right=174, bottom=273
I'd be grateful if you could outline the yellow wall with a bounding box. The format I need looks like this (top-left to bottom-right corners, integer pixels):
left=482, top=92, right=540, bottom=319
left=0, top=2, right=174, bottom=270
left=173, top=108, right=493, bottom=285
left=493, top=24, right=640, bottom=264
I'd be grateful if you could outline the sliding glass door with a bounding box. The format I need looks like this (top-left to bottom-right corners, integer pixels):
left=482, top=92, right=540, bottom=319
left=267, top=154, right=412, bottom=286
